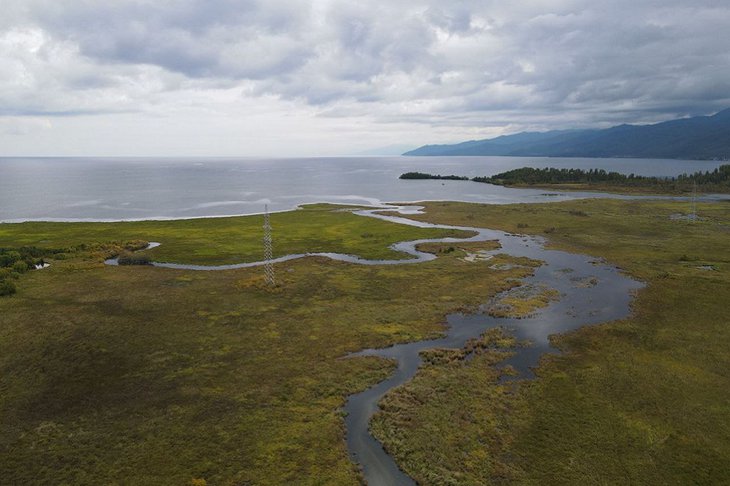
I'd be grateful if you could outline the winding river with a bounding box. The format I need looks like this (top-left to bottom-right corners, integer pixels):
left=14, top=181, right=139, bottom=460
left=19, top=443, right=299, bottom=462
left=105, top=206, right=643, bottom=485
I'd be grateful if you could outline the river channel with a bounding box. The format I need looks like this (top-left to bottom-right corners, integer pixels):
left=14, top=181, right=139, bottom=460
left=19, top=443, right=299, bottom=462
left=105, top=205, right=643, bottom=485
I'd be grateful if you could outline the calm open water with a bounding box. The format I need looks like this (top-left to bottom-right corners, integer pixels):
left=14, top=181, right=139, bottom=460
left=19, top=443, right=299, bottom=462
left=0, top=156, right=725, bottom=221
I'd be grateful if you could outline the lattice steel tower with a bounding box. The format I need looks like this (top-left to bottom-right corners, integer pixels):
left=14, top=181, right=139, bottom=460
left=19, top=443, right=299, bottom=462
left=263, top=205, right=276, bottom=286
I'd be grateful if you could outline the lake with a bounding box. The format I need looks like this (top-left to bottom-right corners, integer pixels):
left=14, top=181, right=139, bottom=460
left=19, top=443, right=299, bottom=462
left=0, top=156, right=725, bottom=221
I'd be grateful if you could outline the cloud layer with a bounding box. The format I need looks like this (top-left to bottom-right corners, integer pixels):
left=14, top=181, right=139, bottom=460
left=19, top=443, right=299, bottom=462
left=2, top=0, right=729, bottom=155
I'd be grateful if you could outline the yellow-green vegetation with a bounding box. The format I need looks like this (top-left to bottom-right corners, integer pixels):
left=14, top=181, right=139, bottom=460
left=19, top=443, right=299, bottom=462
left=418, top=327, right=520, bottom=366
left=371, top=328, right=522, bottom=484
left=0, top=204, right=470, bottom=266
left=0, top=205, right=532, bottom=485
left=487, top=284, right=561, bottom=318
left=372, top=198, right=730, bottom=484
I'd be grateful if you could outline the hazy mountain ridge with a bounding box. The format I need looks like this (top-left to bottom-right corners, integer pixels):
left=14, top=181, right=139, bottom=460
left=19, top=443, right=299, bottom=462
left=405, top=109, right=730, bottom=160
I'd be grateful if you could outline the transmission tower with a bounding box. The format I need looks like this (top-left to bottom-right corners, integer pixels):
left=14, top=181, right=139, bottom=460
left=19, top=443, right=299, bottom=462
left=690, top=180, right=697, bottom=223
left=263, top=205, right=276, bottom=286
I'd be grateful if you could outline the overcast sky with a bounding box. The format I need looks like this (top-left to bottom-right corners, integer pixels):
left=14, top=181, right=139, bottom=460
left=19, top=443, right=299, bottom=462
left=1, top=0, right=729, bottom=156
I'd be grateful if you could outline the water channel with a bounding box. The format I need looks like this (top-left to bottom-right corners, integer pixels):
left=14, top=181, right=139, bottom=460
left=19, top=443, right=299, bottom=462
left=105, top=205, right=643, bottom=485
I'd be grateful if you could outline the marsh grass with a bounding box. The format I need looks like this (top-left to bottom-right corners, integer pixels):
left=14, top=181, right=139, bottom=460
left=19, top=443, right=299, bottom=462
left=0, top=205, right=529, bottom=485
left=371, top=328, right=522, bottom=484
left=372, top=199, right=730, bottom=484
left=3, top=199, right=728, bottom=484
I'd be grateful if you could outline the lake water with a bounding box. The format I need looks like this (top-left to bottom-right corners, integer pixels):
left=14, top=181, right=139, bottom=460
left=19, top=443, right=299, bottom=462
left=0, top=156, right=725, bottom=221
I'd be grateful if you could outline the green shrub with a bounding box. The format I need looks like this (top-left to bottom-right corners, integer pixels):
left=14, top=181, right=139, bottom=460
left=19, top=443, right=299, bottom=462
left=0, top=250, right=21, bottom=267
left=12, top=261, right=28, bottom=274
left=0, top=279, right=16, bottom=296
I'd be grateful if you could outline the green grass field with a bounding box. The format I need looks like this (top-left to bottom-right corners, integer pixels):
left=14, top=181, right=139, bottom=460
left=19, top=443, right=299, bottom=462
left=0, top=204, right=469, bottom=265
left=0, top=204, right=527, bottom=485
left=373, top=199, right=730, bottom=484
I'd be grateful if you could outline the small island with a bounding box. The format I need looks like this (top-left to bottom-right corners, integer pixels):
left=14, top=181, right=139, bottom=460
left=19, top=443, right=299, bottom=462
left=400, top=165, right=730, bottom=193
left=400, top=171, right=469, bottom=181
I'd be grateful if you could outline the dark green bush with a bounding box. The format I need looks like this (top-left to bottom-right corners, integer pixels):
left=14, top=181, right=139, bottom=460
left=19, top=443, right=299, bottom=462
left=0, top=279, right=16, bottom=296
left=12, top=261, right=28, bottom=274
left=0, top=251, right=21, bottom=267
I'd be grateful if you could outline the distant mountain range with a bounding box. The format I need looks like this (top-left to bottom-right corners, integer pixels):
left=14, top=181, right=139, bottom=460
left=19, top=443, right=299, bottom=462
left=404, top=109, right=730, bottom=160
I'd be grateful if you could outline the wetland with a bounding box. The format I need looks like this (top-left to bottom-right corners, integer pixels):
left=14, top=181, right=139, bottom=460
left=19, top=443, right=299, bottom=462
left=1, top=197, right=729, bottom=485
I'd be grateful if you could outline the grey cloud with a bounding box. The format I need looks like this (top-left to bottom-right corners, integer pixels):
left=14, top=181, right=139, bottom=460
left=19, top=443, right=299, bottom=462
left=0, top=108, right=134, bottom=117
left=30, top=0, right=310, bottom=79
left=2, top=0, right=729, bottom=134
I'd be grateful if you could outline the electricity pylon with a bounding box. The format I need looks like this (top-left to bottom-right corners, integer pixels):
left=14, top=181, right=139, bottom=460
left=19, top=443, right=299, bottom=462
left=263, top=205, right=276, bottom=286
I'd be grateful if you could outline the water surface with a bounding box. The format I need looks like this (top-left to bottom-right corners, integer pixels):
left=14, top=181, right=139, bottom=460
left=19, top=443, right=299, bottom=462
left=1, top=156, right=725, bottom=221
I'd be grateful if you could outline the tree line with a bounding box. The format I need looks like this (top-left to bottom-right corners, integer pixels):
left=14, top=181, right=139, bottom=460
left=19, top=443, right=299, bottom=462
left=399, top=172, right=469, bottom=181
left=474, top=165, right=730, bottom=187
left=400, top=165, right=730, bottom=192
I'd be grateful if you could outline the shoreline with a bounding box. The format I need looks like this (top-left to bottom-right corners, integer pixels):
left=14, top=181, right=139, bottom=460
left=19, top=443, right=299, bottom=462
left=5, top=190, right=730, bottom=224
